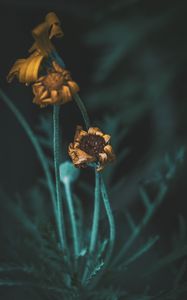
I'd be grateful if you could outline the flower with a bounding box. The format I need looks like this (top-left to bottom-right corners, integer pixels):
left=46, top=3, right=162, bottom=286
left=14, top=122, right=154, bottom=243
left=68, top=126, right=116, bottom=171
left=7, top=12, right=63, bottom=85
left=32, top=61, right=79, bottom=107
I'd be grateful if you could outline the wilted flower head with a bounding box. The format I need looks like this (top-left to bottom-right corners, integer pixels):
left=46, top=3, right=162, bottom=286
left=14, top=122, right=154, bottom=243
left=32, top=61, right=79, bottom=107
left=7, top=12, right=63, bottom=85
left=68, top=126, right=116, bottom=171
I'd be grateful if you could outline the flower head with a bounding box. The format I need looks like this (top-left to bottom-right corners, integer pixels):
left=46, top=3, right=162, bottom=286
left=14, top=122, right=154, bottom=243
left=68, top=126, right=116, bottom=171
left=32, top=61, right=79, bottom=107
left=7, top=12, right=64, bottom=85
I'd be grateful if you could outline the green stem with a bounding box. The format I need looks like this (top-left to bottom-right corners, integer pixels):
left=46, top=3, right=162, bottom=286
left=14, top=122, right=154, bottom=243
left=51, top=51, right=90, bottom=130
left=73, top=93, right=90, bottom=130
left=89, top=169, right=101, bottom=253
left=53, top=105, right=67, bottom=251
left=90, top=177, right=115, bottom=288
left=64, top=178, right=79, bottom=260
left=0, top=89, right=57, bottom=217
left=100, top=177, right=115, bottom=264
left=82, top=169, right=101, bottom=284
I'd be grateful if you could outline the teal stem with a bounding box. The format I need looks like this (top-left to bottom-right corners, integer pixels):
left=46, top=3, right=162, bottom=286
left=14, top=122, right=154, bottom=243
left=73, top=93, right=90, bottom=130
left=82, top=169, right=101, bottom=284
left=50, top=50, right=91, bottom=130
left=53, top=105, right=67, bottom=251
left=90, top=177, right=115, bottom=288
left=63, top=178, right=79, bottom=260
left=0, top=89, right=57, bottom=218
left=89, top=169, right=101, bottom=253
left=100, top=177, right=115, bottom=264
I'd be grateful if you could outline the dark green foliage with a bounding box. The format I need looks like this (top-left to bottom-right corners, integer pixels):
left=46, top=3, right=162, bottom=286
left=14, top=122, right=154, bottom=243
left=0, top=0, right=187, bottom=299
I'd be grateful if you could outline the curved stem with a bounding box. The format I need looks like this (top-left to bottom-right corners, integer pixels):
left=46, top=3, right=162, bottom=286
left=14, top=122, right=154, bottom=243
left=51, top=50, right=91, bottom=130
left=73, top=93, right=90, bottom=130
left=89, top=169, right=101, bottom=253
left=89, top=177, right=115, bottom=288
left=53, top=105, right=67, bottom=251
left=82, top=169, right=101, bottom=284
left=64, top=178, right=79, bottom=260
left=100, top=177, right=115, bottom=265
left=0, top=89, right=57, bottom=217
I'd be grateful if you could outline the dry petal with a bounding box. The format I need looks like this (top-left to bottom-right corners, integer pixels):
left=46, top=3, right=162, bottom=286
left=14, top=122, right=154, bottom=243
left=68, top=81, right=80, bottom=94
left=103, top=134, right=111, bottom=143
left=88, top=127, right=102, bottom=136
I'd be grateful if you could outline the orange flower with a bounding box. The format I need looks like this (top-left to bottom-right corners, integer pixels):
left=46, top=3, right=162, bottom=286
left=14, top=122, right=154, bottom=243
left=32, top=61, right=79, bottom=107
left=68, top=126, right=115, bottom=171
left=7, top=12, right=64, bottom=85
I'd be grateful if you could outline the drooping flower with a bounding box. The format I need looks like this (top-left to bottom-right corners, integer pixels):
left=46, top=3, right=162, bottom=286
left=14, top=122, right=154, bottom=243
left=7, top=12, right=64, bottom=85
left=32, top=61, right=79, bottom=107
left=68, top=126, right=116, bottom=171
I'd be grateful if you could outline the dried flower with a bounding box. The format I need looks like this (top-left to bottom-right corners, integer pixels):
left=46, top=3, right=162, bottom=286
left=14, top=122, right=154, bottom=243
left=68, top=126, right=116, bottom=171
left=32, top=61, right=79, bottom=107
left=7, top=12, right=63, bottom=85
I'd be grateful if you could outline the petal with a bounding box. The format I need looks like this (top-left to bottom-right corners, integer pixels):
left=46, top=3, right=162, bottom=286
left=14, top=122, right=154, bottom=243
left=98, top=152, right=108, bottom=164
left=104, top=145, right=116, bottom=161
left=96, top=164, right=104, bottom=172
left=52, top=61, right=63, bottom=73
left=68, top=145, right=95, bottom=166
left=97, top=152, right=108, bottom=172
left=74, top=125, right=87, bottom=143
left=103, top=134, right=111, bottom=143
left=51, top=90, right=59, bottom=102
left=88, top=127, right=103, bottom=136
left=40, top=90, right=49, bottom=100
left=67, top=81, right=80, bottom=94
left=33, top=85, right=45, bottom=96
left=61, top=86, right=72, bottom=103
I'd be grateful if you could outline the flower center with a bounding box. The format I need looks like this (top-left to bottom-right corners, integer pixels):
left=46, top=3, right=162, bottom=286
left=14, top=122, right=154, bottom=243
left=43, top=72, right=65, bottom=90
left=79, top=134, right=105, bottom=158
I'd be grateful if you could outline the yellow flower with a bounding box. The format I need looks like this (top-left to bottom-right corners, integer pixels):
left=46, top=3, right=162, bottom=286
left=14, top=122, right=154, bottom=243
left=68, top=126, right=116, bottom=171
left=7, top=12, right=63, bottom=85
left=32, top=61, right=79, bottom=107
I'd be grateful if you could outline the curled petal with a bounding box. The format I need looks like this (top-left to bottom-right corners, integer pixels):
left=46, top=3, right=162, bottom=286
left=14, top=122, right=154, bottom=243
left=61, top=86, right=72, bottom=103
left=42, top=98, right=54, bottom=104
left=40, top=90, right=49, bottom=100
left=30, top=12, right=64, bottom=56
left=68, top=144, right=96, bottom=167
left=67, top=81, right=80, bottom=94
left=7, top=51, right=44, bottom=84
left=74, top=126, right=87, bottom=143
left=98, top=152, right=108, bottom=164
left=104, top=145, right=116, bottom=160
left=52, top=61, right=64, bottom=73
left=88, top=127, right=103, bottom=136
left=46, top=12, right=63, bottom=39
left=103, top=134, right=111, bottom=143
left=51, top=90, right=59, bottom=102
left=32, top=84, right=45, bottom=96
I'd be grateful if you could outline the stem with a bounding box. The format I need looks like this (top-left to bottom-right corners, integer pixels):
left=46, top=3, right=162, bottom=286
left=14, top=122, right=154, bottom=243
left=89, top=169, right=101, bottom=253
left=64, top=178, right=79, bottom=260
left=100, top=177, right=115, bottom=265
left=51, top=50, right=91, bottom=130
left=73, top=93, right=90, bottom=130
left=82, top=169, right=101, bottom=284
left=0, top=89, right=56, bottom=217
left=89, top=177, right=115, bottom=288
left=53, top=105, right=67, bottom=251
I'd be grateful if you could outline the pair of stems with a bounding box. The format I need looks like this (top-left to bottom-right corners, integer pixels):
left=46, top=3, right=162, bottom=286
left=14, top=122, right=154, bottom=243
left=52, top=50, right=115, bottom=279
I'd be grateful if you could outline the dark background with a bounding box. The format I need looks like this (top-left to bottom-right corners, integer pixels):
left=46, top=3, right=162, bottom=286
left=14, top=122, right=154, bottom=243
left=0, top=0, right=187, bottom=299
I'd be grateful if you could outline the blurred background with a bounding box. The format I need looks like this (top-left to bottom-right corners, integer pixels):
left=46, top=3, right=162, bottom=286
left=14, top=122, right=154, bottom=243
left=0, top=0, right=187, bottom=299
